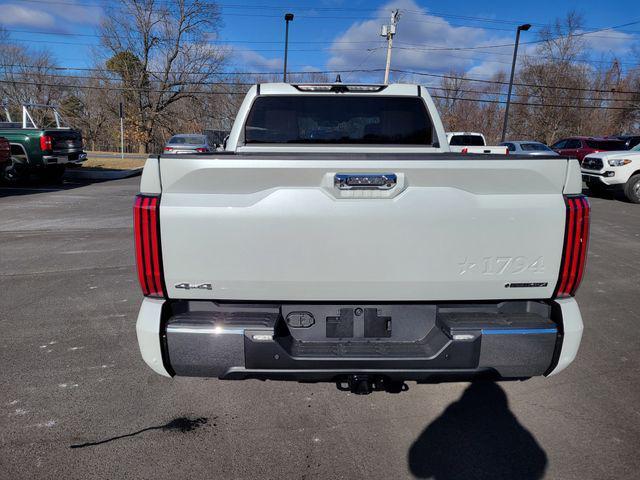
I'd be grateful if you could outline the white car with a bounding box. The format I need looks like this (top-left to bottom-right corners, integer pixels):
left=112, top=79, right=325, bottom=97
left=134, top=83, right=587, bottom=394
left=446, top=131, right=508, bottom=154
left=581, top=144, right=640, bottom=203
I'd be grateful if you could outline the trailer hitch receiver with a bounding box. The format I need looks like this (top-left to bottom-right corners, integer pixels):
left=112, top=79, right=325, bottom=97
left=336, top=375, right=408, bottom=395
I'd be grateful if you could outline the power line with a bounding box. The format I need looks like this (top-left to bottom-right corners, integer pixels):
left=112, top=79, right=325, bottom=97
left=427, top=85, right=636, bottom=103
left=3, top=27, right=635, bottom=55
left=2, top=36, right=376, bottom=52
left=2, top=61, right=639, bottom=94
left=0, top=77, right=637, bottom=111
left=0, top=63, right=379, bottom=76
left=391, top=42, right=640, bottom=66
left=392, top=69, right=640, bottom=94
left=3, top=67, right=634, bottom=103
left=6, top=36, right=637, bottom=71
left=0, top=28, right=385, bottom=45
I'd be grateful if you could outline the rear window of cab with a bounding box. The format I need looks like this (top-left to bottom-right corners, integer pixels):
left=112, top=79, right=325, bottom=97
left=244, top=96, right=434, bottom=145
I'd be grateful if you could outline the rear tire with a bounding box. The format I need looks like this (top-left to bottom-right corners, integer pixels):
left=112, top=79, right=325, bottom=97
left=2, top=156, right=29, bottom=185
left=624, top=174, right=640, bottom=204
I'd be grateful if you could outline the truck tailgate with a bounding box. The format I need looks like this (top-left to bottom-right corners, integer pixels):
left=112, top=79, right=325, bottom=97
left=158, top=155, right=569, bottom=301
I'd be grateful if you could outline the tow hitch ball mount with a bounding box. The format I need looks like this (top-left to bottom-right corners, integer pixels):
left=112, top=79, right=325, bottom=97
left=336, top=375, right=409, bottom=395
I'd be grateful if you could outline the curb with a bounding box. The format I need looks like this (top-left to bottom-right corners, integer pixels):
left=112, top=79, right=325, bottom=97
left=64, top=168, right=143, bottom=181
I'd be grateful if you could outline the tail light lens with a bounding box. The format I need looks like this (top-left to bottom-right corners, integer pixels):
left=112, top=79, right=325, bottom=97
left=195, top=147, right=208, bottom=153
left=163, top=147, right=173, bottom=152
left=461, top=147, right=468, bottom=154
left=40, top=135, right=53, bottom=152
left=554, top=195, right=590, bottom=298
left=134, top=195, right=166, bottom=298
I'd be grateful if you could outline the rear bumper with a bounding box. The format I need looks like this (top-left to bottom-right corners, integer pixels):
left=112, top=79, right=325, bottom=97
left=44, top=151, right=87, bottom=165
left=136, top=298, right=583, bottom=382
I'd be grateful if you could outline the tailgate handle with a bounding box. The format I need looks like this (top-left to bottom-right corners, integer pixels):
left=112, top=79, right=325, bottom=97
left=334, top=173, right=397, bottom=190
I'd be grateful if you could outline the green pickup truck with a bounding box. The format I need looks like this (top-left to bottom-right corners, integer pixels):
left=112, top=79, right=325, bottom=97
left=1, top=104, right=86, bottom=183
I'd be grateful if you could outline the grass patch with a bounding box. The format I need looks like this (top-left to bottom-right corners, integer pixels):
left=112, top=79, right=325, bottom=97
left=74, top=156, right=147, bottom=171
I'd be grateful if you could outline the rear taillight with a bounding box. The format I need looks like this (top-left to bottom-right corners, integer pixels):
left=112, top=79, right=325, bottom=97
left=554, top=195, right=590, bottom=298
left=461, top=147, right=468, bottom=154
left=164, top=147, right=173, bottom=152
left=134, top=195, right=166, bottom=298
left=195, top=147, right=208, bottom=153
left=40, top=135, right=53, bottom=152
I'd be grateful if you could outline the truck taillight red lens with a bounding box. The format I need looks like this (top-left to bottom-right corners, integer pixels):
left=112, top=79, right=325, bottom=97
left=554, top=195, right=590, bottom=298
left=134, top=195, right=166, bottom=298
left=40, top=135, right=53, bottom=151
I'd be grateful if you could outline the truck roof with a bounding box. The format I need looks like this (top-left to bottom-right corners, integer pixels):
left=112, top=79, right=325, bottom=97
left=446, top=132, right=485, bottom=137
left=257, top=83, right=423, bottom=96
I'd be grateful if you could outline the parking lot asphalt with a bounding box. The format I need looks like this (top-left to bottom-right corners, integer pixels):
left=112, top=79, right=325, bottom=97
left=1, top=178, right=639, bottom=480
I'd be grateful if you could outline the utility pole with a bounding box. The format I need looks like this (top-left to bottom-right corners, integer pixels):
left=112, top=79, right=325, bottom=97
left=501, top=23, right=531, bottom=142
left=381, top=9, right=400, bottom=85
left=119, top=101, right=124, bottom=160
left=283, top=13, right=294, bottom=82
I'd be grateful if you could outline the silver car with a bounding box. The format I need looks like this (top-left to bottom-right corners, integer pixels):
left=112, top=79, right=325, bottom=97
left=163, top=134, right=212, bottom=154
left=500, top=141, right=559, bottom=156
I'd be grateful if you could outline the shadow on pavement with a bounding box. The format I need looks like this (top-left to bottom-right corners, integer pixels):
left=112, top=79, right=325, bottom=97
left=69, top=416, right=209, bottom=449
left=582, top=186, right=631, bottom=203
left=408, top=382, right=547, bottom=480
left=0, top=177, right=108, bottom=198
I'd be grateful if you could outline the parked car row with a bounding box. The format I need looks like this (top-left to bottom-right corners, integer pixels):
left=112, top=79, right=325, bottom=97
left=451, top=131, right=639, bottom=203
left=550, top=137, right=629, bottom=163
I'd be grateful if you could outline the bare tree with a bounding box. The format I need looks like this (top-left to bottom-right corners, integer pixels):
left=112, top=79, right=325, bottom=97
left=98, top=0, right=226, bottom=152
left=511, top=12, right=592, bottom=143
left=0, top=27, right=63, bottom=125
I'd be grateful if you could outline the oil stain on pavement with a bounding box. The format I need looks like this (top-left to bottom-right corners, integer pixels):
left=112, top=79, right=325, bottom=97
left=69, top=416, right=210, bottom=449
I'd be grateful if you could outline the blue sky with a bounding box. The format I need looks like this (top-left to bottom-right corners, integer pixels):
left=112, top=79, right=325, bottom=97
left=1, top=0, right=638, bottom=82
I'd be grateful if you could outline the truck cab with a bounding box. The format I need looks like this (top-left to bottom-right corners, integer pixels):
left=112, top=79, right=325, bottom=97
left=446, top=131, right=508, bottom=154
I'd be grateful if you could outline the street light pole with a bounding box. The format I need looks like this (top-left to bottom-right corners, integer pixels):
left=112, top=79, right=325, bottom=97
left=283, top=13, right=294, bottom=82
left=501, top=23, right=531, bottom=142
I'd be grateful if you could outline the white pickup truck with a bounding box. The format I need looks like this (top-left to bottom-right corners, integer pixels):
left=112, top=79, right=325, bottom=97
left=134, top=83, right=589, bottom=394
left=581, top=145, right=640, bottom=203
left=446, top=131, right=509, bottom=155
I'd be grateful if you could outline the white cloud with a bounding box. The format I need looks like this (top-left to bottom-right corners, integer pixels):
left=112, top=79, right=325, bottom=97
left=327, top=0, right=513, bottom=79
left=233, top=47, right=282, bottom=71
left=0, top=0, right=102, bottom=29
left=37, top=0, right=102, bottom=25
left=581, top=30, right=636, bottom=54
left=0, top=4, right=56, bottom=28
left=326, top=0, right=638, bottom=80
